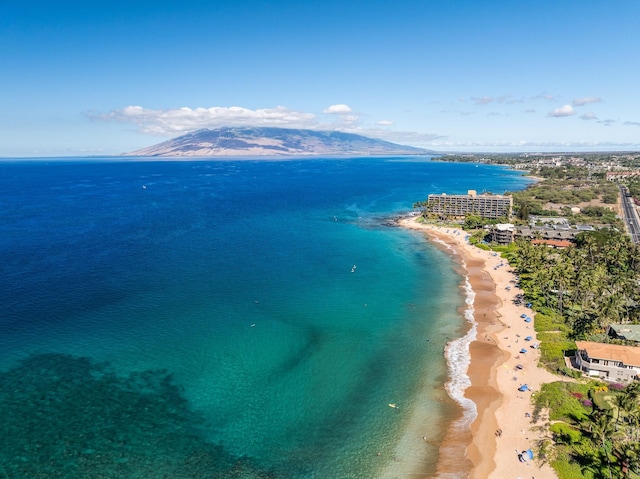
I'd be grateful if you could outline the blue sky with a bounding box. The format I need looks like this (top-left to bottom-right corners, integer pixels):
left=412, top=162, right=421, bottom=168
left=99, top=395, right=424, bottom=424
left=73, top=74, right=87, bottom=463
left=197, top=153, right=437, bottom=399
left=2, top=0, right=640, bottom=156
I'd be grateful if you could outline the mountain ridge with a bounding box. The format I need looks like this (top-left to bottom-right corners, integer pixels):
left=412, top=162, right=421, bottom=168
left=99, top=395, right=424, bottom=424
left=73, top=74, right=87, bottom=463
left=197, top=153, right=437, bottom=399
left=124, top=127, right=434, bottom=157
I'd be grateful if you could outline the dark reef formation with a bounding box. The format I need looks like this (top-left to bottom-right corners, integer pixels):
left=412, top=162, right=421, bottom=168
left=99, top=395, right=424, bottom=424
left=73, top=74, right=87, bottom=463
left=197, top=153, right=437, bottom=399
left=0, top=353, right=276, bottom=479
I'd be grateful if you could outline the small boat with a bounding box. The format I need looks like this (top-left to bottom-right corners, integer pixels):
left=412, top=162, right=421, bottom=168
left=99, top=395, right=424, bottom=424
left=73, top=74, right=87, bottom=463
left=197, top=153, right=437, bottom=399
left=388, top=403, right=398, bottom=409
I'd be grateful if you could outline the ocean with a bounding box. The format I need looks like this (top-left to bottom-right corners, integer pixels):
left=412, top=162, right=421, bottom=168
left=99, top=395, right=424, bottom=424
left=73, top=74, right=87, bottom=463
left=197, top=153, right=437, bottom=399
left=0, top=157, right=532, bottom=478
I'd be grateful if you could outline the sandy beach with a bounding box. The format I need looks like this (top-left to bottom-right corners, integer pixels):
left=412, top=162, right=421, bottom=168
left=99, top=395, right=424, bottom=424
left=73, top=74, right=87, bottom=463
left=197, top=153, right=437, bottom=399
left=399, top=217, right=559, bottom=479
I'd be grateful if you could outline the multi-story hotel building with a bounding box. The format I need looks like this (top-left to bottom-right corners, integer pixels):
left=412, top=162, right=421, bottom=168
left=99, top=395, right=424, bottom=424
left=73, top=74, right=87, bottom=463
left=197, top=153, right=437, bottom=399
left=425, top=190, right=513, bottom=219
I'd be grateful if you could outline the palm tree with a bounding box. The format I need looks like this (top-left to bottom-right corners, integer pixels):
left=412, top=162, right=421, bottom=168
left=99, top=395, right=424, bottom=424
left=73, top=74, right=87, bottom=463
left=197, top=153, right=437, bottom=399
left=598, top=290, right=625, bottom=330
left=615, top=393, right=636, bottom=424
left=626, top=408, right=640, bottom=444
left=625, top=381, right=640, bottom=401
left=580, top=410, right=623, bottom=479
left=612, top=440, right=639, bottom=477
left=549, top=256, right=576, bottom=319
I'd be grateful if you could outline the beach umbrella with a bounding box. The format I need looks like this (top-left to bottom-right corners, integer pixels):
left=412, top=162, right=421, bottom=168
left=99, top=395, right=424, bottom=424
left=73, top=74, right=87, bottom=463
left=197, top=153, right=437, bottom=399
left=518, top=384, right=530, bottom=392
left=524, top=336, right=532, bottom=341
left=520, top=348, right=527, bottom=354
left=520, top=313, right=527, bottom=318
left=526, top=302, right=532, bottom=308
left=524, top=317, right=531, bottom=323
left=525, top=449, right=534, bottom=460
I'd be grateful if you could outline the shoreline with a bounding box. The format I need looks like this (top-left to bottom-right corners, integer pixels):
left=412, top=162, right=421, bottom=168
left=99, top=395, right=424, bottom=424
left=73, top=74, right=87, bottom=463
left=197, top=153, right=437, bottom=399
left=398, top=217, right=558, bottom=479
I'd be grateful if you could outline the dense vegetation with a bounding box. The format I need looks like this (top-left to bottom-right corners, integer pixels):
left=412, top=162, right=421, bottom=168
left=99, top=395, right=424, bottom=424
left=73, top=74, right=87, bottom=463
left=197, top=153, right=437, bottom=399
left=420, top=154, right=640, bottom=477
left=509, top=230, right=640, bottom=343
left=508, top=178, right=621, bottom=226
left=626, top=178, right=640, bottom=200
left=504, top=229, right=640, bottom=477
left=534, top=381, right=640, bottom=478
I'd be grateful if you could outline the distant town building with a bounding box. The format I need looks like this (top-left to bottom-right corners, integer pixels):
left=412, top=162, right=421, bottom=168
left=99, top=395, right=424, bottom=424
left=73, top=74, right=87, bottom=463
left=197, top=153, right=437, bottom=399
left=606, top=171, right=640, bottom=181
left=529, top=216, right=570, bottom=225
left=425, top=190, right=513, bottom=219
left=485, top=223, right=598, bottom=246
left=531, top=239, right=573, bottom=249
left=515, top=225, right=595, bottom=243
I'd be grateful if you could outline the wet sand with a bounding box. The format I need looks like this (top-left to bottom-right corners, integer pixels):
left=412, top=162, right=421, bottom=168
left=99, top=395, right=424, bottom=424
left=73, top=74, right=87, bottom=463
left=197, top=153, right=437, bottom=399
left=399, top=217, right=558, bottom=479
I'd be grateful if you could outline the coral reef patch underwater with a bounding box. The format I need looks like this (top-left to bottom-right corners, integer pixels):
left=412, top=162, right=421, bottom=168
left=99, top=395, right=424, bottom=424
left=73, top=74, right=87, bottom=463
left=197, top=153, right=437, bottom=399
left=0, top=353, right=277, bottom=478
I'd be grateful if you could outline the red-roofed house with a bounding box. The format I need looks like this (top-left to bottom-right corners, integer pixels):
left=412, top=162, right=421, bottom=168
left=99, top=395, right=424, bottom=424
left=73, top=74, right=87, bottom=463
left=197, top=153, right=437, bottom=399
left=575, top=341, right=640, bottom=383
left=531, top=239, right=573, bottom=249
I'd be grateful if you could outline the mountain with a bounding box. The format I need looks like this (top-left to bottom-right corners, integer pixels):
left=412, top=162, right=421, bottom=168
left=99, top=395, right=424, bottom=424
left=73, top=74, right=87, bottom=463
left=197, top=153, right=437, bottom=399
left=124, top=127, right=433, bottom=157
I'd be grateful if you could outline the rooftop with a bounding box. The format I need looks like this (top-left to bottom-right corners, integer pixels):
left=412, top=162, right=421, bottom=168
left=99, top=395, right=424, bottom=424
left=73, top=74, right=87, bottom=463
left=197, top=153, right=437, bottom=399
left=576, top=341, right=640, bottom=367
left=531, top=239, right=573, bottom=248
left=608, top=324, right=640, bottom=342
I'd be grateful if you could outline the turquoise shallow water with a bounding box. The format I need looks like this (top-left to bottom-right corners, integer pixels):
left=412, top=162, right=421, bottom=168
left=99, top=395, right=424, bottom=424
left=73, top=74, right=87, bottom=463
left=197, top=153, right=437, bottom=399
left=0, top=157, right=531, bottom=478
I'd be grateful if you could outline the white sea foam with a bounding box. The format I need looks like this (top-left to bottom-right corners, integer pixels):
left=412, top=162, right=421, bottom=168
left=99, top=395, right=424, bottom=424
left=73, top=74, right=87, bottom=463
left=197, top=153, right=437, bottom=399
left=426, top=236, right=478, bottom=429
left=444, top=263, right=478, bottom=429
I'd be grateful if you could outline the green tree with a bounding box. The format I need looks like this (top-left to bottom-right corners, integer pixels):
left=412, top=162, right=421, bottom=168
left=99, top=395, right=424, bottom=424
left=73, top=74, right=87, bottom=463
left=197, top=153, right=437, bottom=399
left=463, top=214, right=485, bottom=230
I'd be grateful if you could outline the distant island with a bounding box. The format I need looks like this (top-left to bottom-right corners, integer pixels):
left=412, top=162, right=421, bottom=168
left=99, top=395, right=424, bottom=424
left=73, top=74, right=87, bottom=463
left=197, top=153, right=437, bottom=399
left=123, top=127, right=434, bottom=157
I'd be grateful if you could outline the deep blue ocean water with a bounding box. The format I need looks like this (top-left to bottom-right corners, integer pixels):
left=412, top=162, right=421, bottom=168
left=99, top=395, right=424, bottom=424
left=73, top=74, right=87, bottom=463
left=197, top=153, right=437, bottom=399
left=0, top=157, right=532, bottom=478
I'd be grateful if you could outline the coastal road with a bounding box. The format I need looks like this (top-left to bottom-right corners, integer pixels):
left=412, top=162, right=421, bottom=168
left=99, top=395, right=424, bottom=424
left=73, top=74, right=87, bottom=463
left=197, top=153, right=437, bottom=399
left=618, top=184, right=640, bottom=243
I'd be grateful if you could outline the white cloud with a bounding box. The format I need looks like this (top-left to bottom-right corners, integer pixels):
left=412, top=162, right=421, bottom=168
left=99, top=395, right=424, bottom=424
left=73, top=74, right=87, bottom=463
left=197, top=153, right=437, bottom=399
left=548, top=105, right=576, bottom=117
left=339, top=114, right=360, bottom=124
left=573, top=96, right=602, bottom=106
left=471, top=94, right=521, bottom=106
left=624, top=121, right=640, bottom=127
left=439, top=109, right=475, bottom=116
left=430, top=140, right=640, bottom=152
left=597, top=119, right=616, bottom=126
left=532, top=93, right=557, bottom=101
left=89, top=103, right=445, bottom=147
left=91, top=105, right=318, bottom=135
left=472, top=96, right=494, bottom=105
left=350, top=128, right=446, bottom=145
left=323, top=104, right=352, bottom=114
left=580, top=113, right=598, bottom=120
